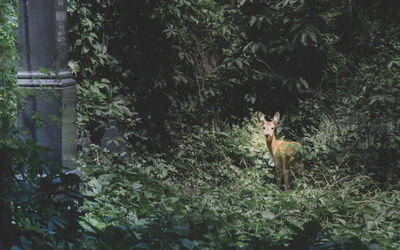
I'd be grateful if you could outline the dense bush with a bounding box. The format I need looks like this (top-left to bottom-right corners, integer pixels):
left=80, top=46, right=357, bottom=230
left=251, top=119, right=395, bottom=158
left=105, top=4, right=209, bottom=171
left=78, top=117, right=399, bottom=249
left=65, top=0, right=400, bottom=248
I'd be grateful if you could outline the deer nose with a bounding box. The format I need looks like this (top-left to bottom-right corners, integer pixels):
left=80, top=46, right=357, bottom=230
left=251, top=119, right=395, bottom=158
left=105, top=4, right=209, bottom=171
left=265, top=133, right=270, bottom=138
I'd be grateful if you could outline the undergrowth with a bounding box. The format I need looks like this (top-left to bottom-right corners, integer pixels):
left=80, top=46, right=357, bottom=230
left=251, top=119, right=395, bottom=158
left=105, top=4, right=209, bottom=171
left=66, top=1, right=400, bottom=248
left=77, top=115, right=397, bottom=249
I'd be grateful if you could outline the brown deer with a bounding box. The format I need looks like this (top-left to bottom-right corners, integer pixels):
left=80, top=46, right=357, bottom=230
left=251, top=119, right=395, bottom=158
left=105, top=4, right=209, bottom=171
left=258, top=112, right=304, bottom=190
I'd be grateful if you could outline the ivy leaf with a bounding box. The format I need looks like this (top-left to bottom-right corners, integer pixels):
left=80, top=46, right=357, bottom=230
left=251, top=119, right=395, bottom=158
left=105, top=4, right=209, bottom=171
left=180, top=238, right=196, bottom=250
left=250, top=16, right=257, bottom=27
left=306, top=29, right=318, bottom=43
left=235, top=59, right=243, bottom=69
left=261, top=209, right=275, bottom=219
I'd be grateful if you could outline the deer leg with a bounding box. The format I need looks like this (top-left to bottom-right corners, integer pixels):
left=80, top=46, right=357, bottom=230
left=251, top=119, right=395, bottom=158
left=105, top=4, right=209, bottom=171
left=282, top=157, right=290, bottom=190
left=297, top=159, right=304, bottom=173
left=275, top=160, right=282, bottom=188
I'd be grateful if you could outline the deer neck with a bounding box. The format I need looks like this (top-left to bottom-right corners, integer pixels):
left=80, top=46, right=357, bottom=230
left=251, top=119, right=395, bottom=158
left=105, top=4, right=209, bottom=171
left=266, top=134, right=280, bottom=157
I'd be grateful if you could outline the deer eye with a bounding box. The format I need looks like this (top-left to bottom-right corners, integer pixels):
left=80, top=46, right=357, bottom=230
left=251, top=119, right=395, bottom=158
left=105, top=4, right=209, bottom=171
left=271, top=127, right=274, bottom=130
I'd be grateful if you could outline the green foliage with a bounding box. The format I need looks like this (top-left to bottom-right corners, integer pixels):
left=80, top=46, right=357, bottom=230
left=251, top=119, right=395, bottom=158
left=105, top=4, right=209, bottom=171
left=0, top=0, right=17, bottom=116
left=0, top=2, right=18, bottom=247
left=68, top=0, right=236, bottom=147
left=76, top=79, right=139, bottom=140
left=292, top=62, right=400, bottom=186
left=7, top=136, right=83, bottom=249
left=77, top=117, right=399, bottom=249
left=65, top=0, right=400, bottom=249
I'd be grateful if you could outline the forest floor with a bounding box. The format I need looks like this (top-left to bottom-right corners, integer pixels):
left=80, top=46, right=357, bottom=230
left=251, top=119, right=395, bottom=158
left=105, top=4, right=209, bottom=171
left=78, top=116, right=400, bottom=249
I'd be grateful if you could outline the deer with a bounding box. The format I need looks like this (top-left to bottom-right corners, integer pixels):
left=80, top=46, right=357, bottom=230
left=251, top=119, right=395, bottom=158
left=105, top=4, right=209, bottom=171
left=258, top=112, right=304, bottom=190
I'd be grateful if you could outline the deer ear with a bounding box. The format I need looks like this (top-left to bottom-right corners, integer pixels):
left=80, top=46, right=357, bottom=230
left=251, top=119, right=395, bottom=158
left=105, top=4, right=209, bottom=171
left=258, top=112, right=266, bottom=122
left=272, top=112, right=280, bottom=125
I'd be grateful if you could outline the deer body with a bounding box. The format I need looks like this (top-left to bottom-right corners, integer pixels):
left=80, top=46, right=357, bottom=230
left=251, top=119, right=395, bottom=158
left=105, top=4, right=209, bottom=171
left=258, top=112, right=303, bottom=190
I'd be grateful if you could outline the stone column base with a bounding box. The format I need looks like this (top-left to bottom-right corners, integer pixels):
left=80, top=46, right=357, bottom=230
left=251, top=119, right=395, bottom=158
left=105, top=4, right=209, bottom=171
left=18, top=71, right=77, bottom=170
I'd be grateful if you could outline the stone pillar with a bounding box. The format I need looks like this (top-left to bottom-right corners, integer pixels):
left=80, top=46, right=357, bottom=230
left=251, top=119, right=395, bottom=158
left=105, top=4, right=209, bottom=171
left=18, top=0, right=76, bottom=169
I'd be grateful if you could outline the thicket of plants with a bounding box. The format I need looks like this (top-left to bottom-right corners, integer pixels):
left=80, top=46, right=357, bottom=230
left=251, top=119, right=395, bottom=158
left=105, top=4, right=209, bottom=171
left=66, top=0, right=400, bottom=248
left=1, top=0, right=399, bottom=248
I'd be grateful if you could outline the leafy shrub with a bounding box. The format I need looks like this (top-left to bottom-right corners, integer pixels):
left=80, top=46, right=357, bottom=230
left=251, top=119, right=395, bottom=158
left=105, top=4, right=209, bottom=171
left=7, top=137, right=83, bottom=249
left=340, top=67, right=400, bottom=183
left=78, top=122, right=399, bottom=249
left=297, top=65, right=400, bottom=186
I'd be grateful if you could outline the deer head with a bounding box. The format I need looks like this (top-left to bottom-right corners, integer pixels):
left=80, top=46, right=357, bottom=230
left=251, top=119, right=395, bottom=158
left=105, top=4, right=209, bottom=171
left=258, top=111, right=280, bottom=141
